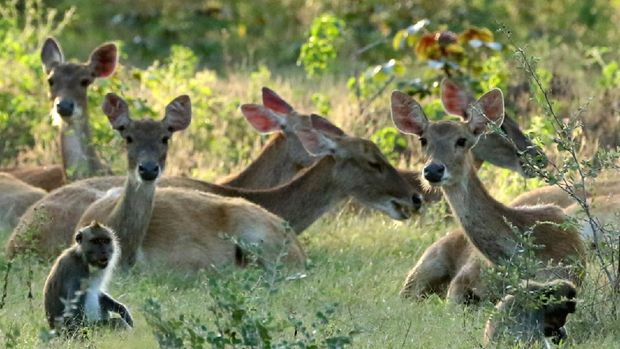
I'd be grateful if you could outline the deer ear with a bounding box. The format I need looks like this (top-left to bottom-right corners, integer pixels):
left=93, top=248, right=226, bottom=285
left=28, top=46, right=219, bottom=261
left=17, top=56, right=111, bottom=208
left=310, top=114, right=345, bottom=137
left=390, top=90, right=428, bottom=136
left=88, top=43, right=117, bottom=78
left=163, top=95, right=192, bottom=132
left=468, top=89, right=504, bottom=136
left=441, top=78, right=472, bottom=118
left=41, top=37, right=64, bottom=74
left=240, top=104, right=283, bottom=133
left=102, top=93, right=131, bottom=130
left=295, top=127, right=338, bottom=157
left=262, top=87, right=294, bottom=114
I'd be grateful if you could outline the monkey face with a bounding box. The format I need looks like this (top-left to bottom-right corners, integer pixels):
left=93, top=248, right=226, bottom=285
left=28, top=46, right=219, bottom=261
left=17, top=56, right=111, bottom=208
left=75, top=223, right=116, bottom=269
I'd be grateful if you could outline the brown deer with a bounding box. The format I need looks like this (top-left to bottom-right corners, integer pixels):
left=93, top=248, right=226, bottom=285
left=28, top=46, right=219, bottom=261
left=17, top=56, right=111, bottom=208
left=73, top=98, right=303, bottom=269
left=217, top=87, right=321, bottom=188
left=0, top=173, right=45, bottom=232
left=509, top=178, right=620, bottom=208
left=2, top=37, right=117, bottom=190
left=392, top=83, right=585, bottom=303
left=41, top=37, right=116, bottom=182
left=8, top=109, right=417, bottom=257
left=76, top=92, right=191, bottom=268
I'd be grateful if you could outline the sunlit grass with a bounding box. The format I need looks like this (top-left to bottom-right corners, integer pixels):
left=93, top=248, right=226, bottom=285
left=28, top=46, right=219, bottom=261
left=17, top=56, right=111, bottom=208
left=1, top=198, right=618, bottom=348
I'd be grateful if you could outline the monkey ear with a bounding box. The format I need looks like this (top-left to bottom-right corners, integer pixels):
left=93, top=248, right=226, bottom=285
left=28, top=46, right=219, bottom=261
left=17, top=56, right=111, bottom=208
left=75, top=231, right=83, bottom=244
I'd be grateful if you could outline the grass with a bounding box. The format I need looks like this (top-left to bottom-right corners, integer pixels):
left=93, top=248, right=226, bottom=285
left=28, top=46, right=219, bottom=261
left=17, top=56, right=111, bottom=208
left=0, top=187, right=619, bottom=348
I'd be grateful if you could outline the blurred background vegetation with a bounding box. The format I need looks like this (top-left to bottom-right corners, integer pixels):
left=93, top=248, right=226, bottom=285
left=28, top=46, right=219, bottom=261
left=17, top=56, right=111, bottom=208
left=1, top=0, right=620, bottom=188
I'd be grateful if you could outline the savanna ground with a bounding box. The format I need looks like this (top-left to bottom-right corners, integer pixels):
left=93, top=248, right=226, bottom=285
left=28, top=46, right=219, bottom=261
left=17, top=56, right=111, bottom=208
left=1, top=0, right=620, bottom=348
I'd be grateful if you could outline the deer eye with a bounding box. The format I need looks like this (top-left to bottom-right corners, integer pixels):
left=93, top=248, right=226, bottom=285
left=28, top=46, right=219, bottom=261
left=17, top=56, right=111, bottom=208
left=80, top=78, right=92, bottom=87
left=48, top=78, right=54, bottom=86
left=455, top=138, right=467, bottom=147
left=162, top=136, right=169, bottom=145
left=125, top=136, right=133, bottom=143
left=419, top=137, right=427, bottom=147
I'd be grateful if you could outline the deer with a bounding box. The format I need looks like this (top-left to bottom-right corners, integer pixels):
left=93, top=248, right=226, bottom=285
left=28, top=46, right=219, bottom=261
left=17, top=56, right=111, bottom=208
left=509, top=178, right=620, bottom=208
left=71, top=93, right=192, bottom=268
left=2, top=37, right=116, bottom=191
left=217, top=87, right=322, bottom=188
left=0, top=173, right=45, bottom=232
left=391, top=82, right=586, bottom=305
left=8, top=105, right=418, bottom=258
left=72, top=96, right=303, bottom=269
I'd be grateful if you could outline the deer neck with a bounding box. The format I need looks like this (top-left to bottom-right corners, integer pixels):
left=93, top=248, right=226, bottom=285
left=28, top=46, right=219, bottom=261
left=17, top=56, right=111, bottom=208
left=247, top=156, right=346, bottom=233
left=107, top=173, right=157, bottom=266
left=197, top=156, right=345, bottom=233
left=219, top=133, right=302, bottom=189
left=440, top=158, right=519, bottom=263
left=59, top=98, right=106, bottom=180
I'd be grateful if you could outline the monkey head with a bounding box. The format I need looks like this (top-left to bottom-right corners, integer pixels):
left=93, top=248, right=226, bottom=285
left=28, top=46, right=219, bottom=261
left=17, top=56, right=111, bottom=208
left=75, top=221, right=118, bottom=269
left=539, top=280, right=577, bottom=338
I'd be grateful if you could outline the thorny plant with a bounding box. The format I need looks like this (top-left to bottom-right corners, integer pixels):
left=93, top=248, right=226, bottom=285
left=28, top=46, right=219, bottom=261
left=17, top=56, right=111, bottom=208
left=481, top=28, right=620, bottom=321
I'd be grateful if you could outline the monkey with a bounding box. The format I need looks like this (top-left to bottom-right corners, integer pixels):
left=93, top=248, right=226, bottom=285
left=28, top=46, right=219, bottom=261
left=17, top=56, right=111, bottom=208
left=43, top=221, right=133, bottom=334
left=483, top=279, right=577, bottom=347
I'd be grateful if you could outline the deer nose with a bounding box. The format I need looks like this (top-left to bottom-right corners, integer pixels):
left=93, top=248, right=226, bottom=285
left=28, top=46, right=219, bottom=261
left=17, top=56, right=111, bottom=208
left=56, top=99, right=75, bottom=117
left=424, top=163, right=445, bottom=183
left=138, top=162, right=160, bottom=181
left=412, top=193, right=423, bottom=210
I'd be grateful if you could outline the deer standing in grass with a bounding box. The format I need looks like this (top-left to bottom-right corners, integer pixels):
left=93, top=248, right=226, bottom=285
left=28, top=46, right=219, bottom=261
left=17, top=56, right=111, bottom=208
left=392, top=83, right=585, bottom=303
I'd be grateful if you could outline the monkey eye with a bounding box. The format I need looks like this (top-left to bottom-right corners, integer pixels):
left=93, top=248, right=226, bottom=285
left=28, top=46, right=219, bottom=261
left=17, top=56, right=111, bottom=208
left=48, top=78, right=54, bottom=86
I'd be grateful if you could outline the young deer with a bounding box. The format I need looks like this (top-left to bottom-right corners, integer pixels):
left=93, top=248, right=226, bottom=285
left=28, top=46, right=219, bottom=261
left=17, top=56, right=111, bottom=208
left=76, top=93, right=191, bottom=268
left=392, top=83, right=585, bottom=302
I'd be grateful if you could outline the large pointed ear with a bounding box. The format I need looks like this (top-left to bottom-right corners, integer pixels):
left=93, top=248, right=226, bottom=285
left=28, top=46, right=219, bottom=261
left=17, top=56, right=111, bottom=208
left=467, top=89, right=504, bottom=136
left=102, top=93, right=131, bottom=130
left=163, top=95, right=192, bottom=132
left=390, top=90, right=428, bottom=136
left=41, top=37, right=64, bottom=74
left=240, top=104, right=283, bottom=133
left=441, top=78, right=472, bottom=118
left=310, top=114, right=345, bottom=137
left=294, top=127, right=338, bottom=157
left=262, top=87, right=294, bottom=114
left=88, top=42, right=118, bottom=78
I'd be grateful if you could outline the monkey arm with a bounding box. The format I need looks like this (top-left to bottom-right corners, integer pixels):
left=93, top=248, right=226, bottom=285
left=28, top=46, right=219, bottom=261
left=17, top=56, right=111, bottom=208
left=99, top=293, right=133, bottom=327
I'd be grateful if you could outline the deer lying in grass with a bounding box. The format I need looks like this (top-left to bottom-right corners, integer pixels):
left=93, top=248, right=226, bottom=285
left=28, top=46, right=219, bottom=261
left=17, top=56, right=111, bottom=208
left=509, top=178, right=620, bottom=208
left=73, top=95, right=303, bottom=269
left=75, top=93, right=192, bottom=268
left=217, top=87, right=321, bottom=188
left=0, top=38, right=117, bottom=230
left=392, top=83, right=586, bottom=303
left=8, top=103, right=417, bottom=258
left=0, top=174, right=45, bottom=232
left=1, top=37, right=116, bottom=189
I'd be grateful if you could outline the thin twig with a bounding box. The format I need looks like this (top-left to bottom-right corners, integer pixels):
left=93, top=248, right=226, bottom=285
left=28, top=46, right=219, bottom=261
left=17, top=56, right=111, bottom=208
left=0, top=259, right=13, bottom=309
